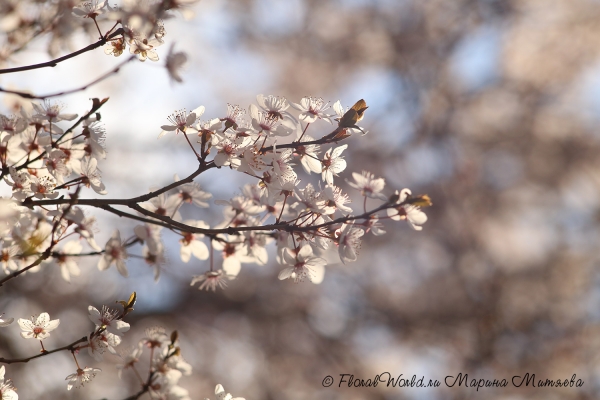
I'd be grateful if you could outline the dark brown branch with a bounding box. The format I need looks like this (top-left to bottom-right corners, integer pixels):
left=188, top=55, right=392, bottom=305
left=25, top=162, right=215, bottom=207
left=0, top=56, right=135, bottom=100
left=0, top=29, right=124, bottom=75
left=0, top=336, right=87, bottom=364
left=99, top=204, right=181, bottom=231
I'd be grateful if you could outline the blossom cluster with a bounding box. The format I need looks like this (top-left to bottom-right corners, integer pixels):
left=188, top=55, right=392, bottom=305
left=0, top=94, right=430, bottom=293
left=154, top=95, right=431, bottom=287
left=0, top=293, right=195, bottom=398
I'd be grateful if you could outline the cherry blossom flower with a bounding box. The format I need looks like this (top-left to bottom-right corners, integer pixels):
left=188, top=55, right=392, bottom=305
left=32, top=100, right=77, bottom=123
left=17, top=312, right=60, bottom=339
left=174, top=175, right=212, bottom=208
left=242, top=230, right=269, bottom=265
left=66, top=207, right=102, bottom=251
left=179, top=220, right=209, bottom=263
left=213, top=237, right=256, bottom=278
left=278, top=245, right=326, bottom=284
left=104, top=37, right=125, bottom=57
left=88, top=330, right=121, bottom=361
left=65, top=367, right=101, bottom=390
left=249, top=104, right=295, bottom=138
left=365, top=215, right=386, bottom=236
left=97, top=230, right=129, bottom=277
left=116, top=345, right=143, bottom=378
left=290, top=96, right=332, bottom=123
left=134, top=223, right=163, bottom=254
left=141, top=326, right=168, bottom=349
left=129, top=36, right=163, bottom=62
left=190, top=270, right=230, bottom=291
left=0, top=132, right=26, bottom=167
left=387, top=189, right=428, bottom=231
left=256, top=94, right=295, bottom=121
left=221, top=103, right=246, bottom=131
left=347, top=171, right=387, bottom=200
left=78, top=156, right=107, bottom=195
left=0, top=114, right=26, bottom=135
left=322, top=184, right=353, bottom=214
left=81, top=119, right=107, bottom=159
left=321, top=144, right=348, bottom=185
left=336, top=222, right=364, bottom=264
left=0, top=366, right=18, bottom=400
left=158, top=107, right=203, bottom=138
left=295, top=135, right=322, bottom=174
left=212, top=137, right=245, bottom=168
left=143, top=245, right=165, bottom=282
left=55, top=240, right=82, bottom=282
left=72, top=0, right=107, bottom=19
left=206, top=384, right=245, bottom=400
left=141, top=191, right=181, bottom=220
left=88, top=305, right=130, bottom=336
left=293, top=183, right=327, bottom=214
left=0, top=244, right=19, bottom=275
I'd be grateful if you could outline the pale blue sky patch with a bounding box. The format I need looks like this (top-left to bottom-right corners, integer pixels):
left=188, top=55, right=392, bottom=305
left=339, top=68, right=418, bottom=146
left=450, top=26, right=501, bottom=91
left=252, top=0, right=306, bottom=36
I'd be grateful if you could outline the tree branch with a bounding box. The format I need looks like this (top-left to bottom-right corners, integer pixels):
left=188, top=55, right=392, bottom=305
left=0, top=56, right=135, bottom=100
left=0, top=29, right=124, bottom=75
left=0, top=336, right=87, bottom=364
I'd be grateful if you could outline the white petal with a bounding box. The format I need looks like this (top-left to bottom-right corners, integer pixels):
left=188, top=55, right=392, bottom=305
left=278, top=267, right=293, bottom=280
left=223, top=257, right=241, bottom=278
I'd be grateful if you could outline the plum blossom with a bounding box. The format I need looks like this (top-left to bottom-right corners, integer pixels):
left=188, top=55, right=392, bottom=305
left=204, top=384, right=245, bottom=400
left=179, top=220, right=209, bottom=263
left=336, top=222, right=364, bottom=264
left=129, top=36, right=163, bottom=62
left=249, top=104, right=295, bottom=138
left=116, top=345, right=143, bottom=378
left=290, top=96, right=332, bottom=123
left=321, top=144, right=348, bottom=185
left=18, top=312, right=60, bottom=339
left=78, top=156, right=107, bottom=195
left=65, top=367, right=101, bottom=390
left=295, top=135, right=322, bottom=174
left=213, top=237, right=256, bottom=278
left=55, top=240, right=82, bottom=282
left=72, top=0, right=107, bottom=19
left=32, top=100, right=77, bottom=123
left=256, top=94, right=295, bottom=121
left=347, top=171, right=387, bottom=200
left=158, top=107, right=203, bottom=138
left=98, top=230, right=129, bottom=277
left=387, top=189, right=428, bottom=231
left=174, top=175, right=212, bottom=208
left=278, top=245, right=326, bottom=284
left=87, top=331, right=121, bottom=361
left=190, top=270, right=230, bottom=291
left=0, top=366, right=18, bottom=400
left=88, top=305, right=130, bottom=336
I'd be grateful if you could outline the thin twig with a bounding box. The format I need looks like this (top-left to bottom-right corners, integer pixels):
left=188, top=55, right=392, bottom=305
left=0, top=29, right=123, bottom=75
left=0, top=56, right=135, bottom=100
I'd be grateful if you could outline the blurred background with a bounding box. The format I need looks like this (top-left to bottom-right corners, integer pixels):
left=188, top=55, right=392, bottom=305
left=1, top=0, right=600, bottom=398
